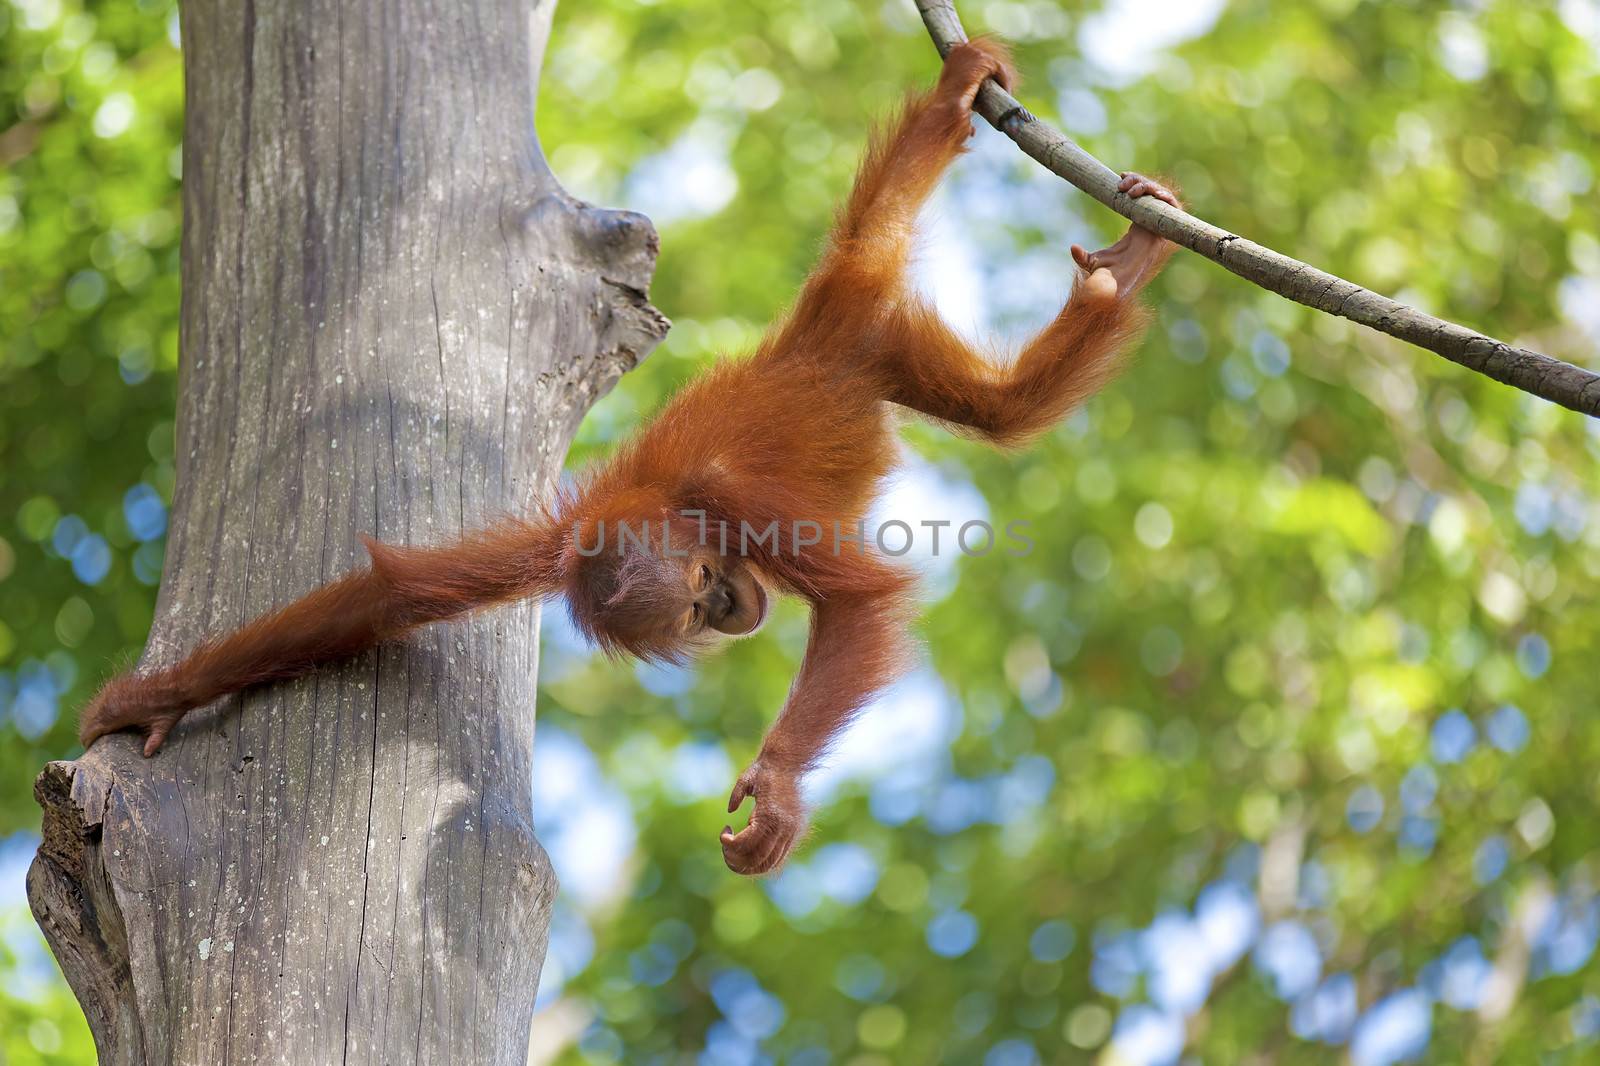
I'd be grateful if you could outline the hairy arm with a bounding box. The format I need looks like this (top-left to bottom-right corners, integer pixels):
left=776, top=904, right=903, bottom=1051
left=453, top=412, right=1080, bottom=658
left=81, top=519, right=566, bottom=755
left=721, top=563, right=915, bottom=875
left=778, top=38, right=1015, bottom=336
left=869, top=174, right=1181, bottom=446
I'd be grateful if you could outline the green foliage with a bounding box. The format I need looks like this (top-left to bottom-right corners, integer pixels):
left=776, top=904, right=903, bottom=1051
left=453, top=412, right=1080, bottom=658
left=4, top=0, right=1600, bottom=1062
left=0, top=906, right=95, bottom=1064
left=0, top=0, right=181, bottom=819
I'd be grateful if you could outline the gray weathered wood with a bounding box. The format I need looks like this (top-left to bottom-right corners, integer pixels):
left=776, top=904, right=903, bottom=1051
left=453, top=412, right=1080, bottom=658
left=27, top=1, right=667, bottom=1062
left=916, top=0, right=1600, bottom=418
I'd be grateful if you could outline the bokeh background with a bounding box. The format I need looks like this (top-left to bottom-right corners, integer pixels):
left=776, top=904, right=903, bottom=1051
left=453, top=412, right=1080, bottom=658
left=4, top=0, right=1600, bottom=1062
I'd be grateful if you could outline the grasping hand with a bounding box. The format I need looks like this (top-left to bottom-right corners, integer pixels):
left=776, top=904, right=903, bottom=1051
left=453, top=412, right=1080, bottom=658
left=79, top=677, right=187, bottom=757
left=720, top=761, right=808, bottom=876
left=1071, top=172, right=1182, bottom=299
left=937, top=37, right=1017, bottom=118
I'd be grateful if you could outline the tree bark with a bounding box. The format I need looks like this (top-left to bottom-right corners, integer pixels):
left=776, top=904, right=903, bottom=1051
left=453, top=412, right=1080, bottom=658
left=27, top=1, right=667, bottom=1062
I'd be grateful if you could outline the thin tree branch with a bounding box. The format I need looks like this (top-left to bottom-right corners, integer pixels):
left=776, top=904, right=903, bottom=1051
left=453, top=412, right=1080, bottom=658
left=915, top=0, right=1600, bottom=418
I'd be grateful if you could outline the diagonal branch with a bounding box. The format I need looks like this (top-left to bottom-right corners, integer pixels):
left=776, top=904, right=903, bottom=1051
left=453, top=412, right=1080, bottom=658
left=915, top=0, right=1600, bottom=418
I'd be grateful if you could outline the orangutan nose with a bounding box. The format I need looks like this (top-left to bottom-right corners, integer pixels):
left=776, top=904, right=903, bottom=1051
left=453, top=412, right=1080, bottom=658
left=706, top=584, right=733, bottom=623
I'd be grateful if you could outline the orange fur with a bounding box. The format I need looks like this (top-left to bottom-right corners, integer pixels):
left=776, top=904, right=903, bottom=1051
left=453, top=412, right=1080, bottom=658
left=79, top=40, right=1172, bottom=874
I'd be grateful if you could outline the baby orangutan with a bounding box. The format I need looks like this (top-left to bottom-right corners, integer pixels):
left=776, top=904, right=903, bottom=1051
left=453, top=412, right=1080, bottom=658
left=80, top=39, right=1179, bottom=876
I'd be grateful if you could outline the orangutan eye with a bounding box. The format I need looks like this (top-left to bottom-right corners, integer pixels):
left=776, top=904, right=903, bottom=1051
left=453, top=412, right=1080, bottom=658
left=690, top=603, right=704, bottom=627
left=699, top=564, right=713, bottom=587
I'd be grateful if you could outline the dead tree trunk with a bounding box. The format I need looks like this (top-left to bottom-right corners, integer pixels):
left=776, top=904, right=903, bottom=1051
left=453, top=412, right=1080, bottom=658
left=27, top=1, right=666, bottom=1062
